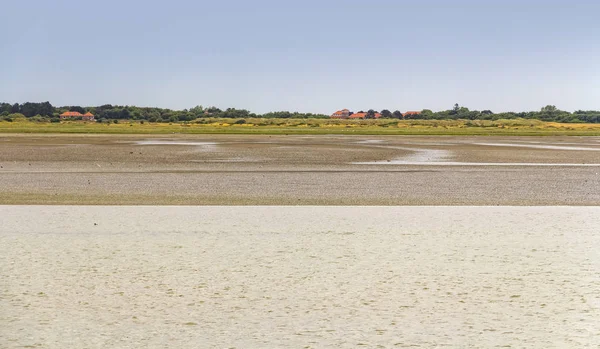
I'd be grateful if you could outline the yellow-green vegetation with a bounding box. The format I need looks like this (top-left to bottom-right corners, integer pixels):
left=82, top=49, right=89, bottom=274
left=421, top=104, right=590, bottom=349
left=1, top=118, right=600, bottom=136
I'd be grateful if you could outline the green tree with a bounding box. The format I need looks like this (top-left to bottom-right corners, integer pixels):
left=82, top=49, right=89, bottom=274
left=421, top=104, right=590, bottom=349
left=421, top=109, right=434, bottom=117
left=452, top=103, right=460, bottom=115
left=189, top=105, right=204, bottom=117
left=541, top=105, right=558, bottom=113
left=380, top=109, right=392, bottom=118
left=119, top=109, right=131, bottom=119
left=206, top=106, right=222, bottom=114
left=366, top=109, right=377, bottom=119
left=539, top=105, right=566, bottom=121
left=0, top=103, right=11, bottom=114
left=69, top=106, right=86, bottom=114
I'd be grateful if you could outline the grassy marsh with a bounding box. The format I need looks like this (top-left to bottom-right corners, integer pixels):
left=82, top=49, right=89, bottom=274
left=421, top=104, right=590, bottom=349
left=1, top=118, right=599, bottom=136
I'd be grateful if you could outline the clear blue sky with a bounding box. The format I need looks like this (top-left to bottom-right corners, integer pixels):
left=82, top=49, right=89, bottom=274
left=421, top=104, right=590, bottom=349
left=2, top=0, right=599, bottom=114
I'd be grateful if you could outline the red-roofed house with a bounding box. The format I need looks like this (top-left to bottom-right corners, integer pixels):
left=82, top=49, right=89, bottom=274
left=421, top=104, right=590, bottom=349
left=331, top=109, right=352, bottom=119
left=349, top=112, right=382, bottom=119
left=331, top=109, right=382, bottom=119
left=403, top=111, right=421, bottom=118
left=59, top=111, right=82, bottom=119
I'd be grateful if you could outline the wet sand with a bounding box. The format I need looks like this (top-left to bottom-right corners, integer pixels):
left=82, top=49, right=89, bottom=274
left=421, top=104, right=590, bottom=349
left=0, top=134, right=599, bottom=205
left=2, top=206, right=599, bottom=348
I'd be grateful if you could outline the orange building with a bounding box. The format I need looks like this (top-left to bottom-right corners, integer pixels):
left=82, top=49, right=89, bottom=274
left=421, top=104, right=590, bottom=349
left=331, top=109, right=352, bottom=119
left=349, top=112, right=382, bottom=119
left=403, top=111, right=421, bottom=118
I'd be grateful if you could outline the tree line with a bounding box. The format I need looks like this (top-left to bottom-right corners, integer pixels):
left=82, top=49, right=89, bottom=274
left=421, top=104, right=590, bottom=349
left=0, top=102, right=329, bottom=122
left=1, top=102, right=599, bottom=123
left=367, top=104, right=599, bottom=123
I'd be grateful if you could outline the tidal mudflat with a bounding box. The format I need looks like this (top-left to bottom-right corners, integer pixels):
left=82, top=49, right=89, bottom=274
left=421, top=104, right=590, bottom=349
left=1, top=206, right=599, bottom=348
left=1, top=134, right=599, bottom=205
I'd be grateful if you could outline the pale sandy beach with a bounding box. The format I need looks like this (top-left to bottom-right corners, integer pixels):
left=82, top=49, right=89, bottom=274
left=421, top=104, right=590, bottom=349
left=2, top=206, right=599, bottom=348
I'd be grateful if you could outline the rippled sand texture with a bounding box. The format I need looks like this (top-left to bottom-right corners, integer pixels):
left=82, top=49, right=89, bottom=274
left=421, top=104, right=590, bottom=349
left=1, top=134, right=600, bottom=205
left=2, top=206, right=599, bottom=348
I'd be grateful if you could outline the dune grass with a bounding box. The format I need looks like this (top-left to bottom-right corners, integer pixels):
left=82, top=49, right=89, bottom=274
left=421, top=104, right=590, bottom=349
left=1, top=118, right=599, bottom=136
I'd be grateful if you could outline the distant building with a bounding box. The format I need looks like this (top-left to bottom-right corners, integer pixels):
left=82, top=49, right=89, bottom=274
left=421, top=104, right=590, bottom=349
left=403, top=111, right=421, bottom=118
left=331, top=109, right=383, bottom=119
left=59, top=111, right=81, bottom=119
left=331, top=109, right=352, bottom=119
left=60, top=111, right=95, bottom=121
left=349, top=112, right=381, bottom=119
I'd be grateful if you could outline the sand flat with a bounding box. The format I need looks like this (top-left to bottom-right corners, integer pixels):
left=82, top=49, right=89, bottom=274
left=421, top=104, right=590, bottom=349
left=0, top=134, right=599, bottom=205
left=1, top=206, right=600, bottom=348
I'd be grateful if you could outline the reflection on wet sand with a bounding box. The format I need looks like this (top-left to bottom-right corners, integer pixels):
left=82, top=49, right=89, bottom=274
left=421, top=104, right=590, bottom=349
left=1, top=134, right=599, bottom=205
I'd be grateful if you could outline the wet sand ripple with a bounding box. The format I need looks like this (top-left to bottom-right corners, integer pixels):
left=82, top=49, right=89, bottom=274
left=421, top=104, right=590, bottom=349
left=1, top=206, right=599, bottom=348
